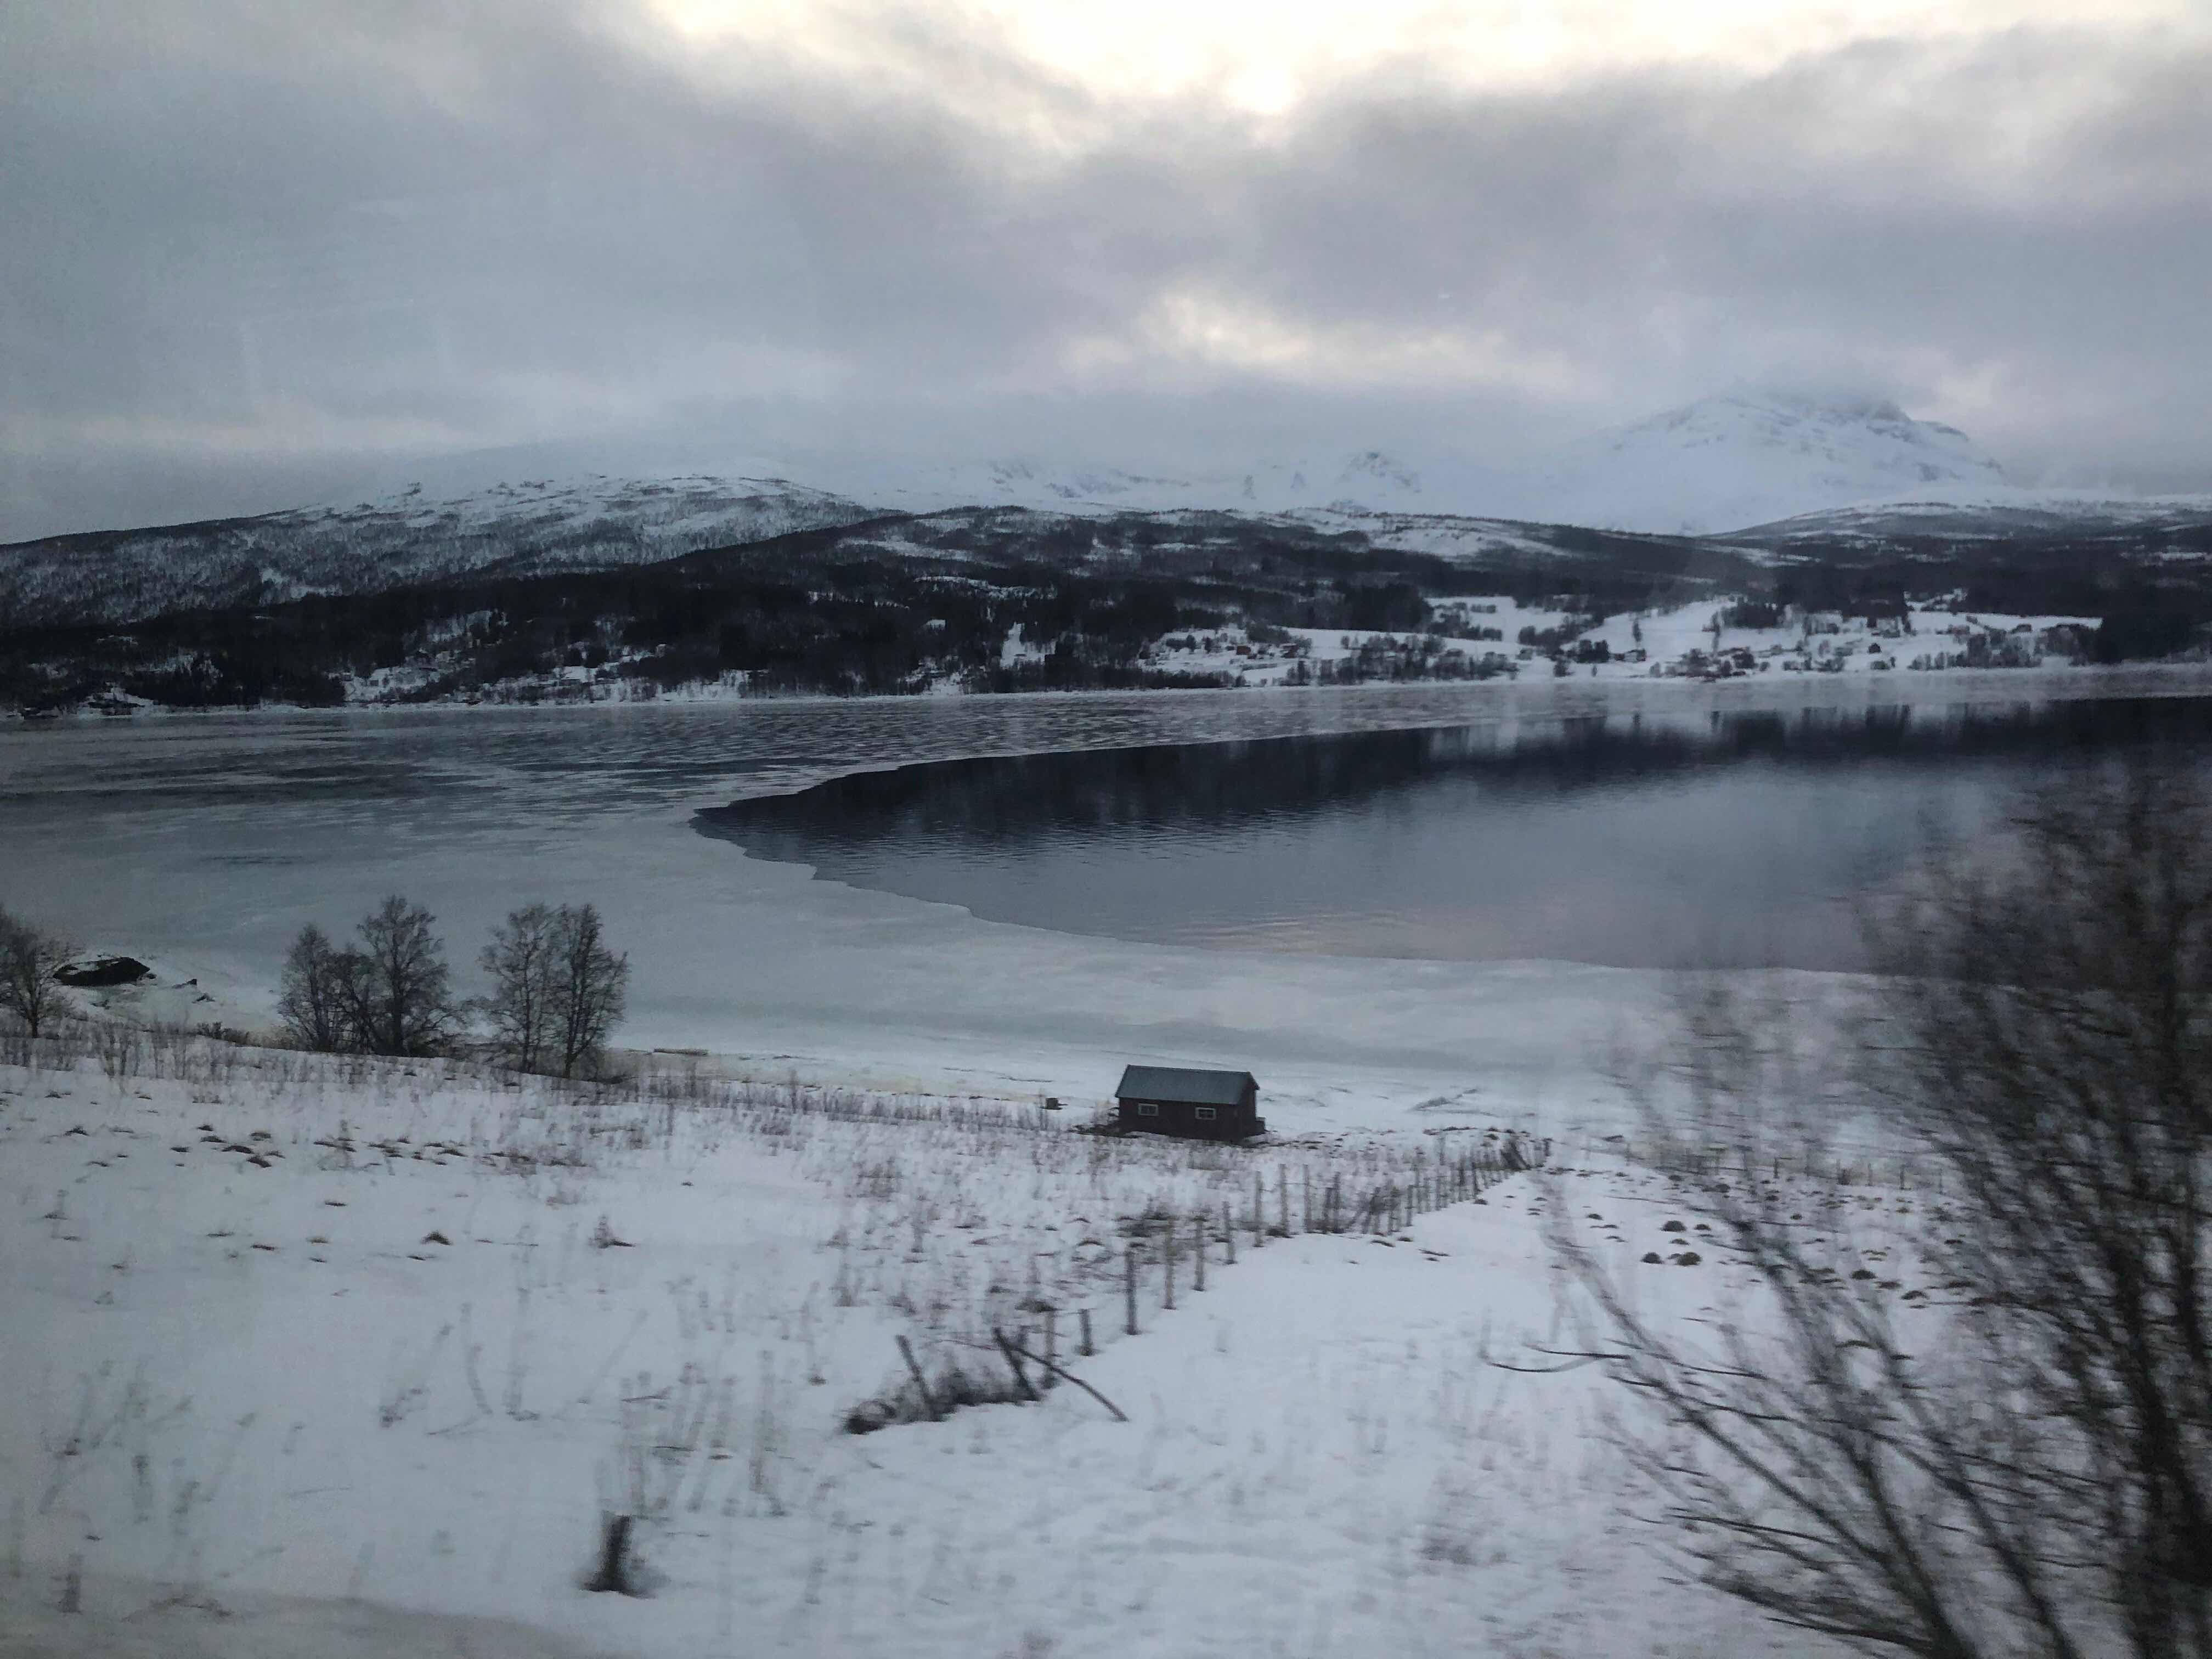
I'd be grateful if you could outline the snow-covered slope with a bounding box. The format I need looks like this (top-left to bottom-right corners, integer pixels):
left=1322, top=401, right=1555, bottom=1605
left=0, top=455, right=1619, bottom=629
left=793, top=448, right=1446, bottom=518
left=0, top=474, right=875, bottom=627
left=721, top=393, right=2162, bottom=540
left=1731, top=487, right=2212, bottom=545
left=1499, top=391, right=2013, bottom=536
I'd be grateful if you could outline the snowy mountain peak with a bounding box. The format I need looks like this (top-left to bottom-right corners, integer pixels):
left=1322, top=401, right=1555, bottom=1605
left=1528, top=390, right=2007, bottom=534
left=1340, top=451, right=1422, bottom=494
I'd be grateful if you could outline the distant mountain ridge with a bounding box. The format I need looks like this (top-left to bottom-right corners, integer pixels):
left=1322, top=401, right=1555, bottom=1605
left=775, top=391, right=2021, bottom=533
left=1734, top=489, right=2212, bottom=544
left=5, top=392, right=2205, bottom=628
left=0, top=475, right=876, bottom=627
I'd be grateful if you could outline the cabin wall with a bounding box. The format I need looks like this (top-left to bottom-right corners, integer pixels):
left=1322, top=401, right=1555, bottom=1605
left=1115, top=1097, right=1258, bottom=1141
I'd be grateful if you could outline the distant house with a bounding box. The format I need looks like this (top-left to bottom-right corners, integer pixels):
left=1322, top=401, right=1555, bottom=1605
left=1113, top=1065, right=1264, bottom=1142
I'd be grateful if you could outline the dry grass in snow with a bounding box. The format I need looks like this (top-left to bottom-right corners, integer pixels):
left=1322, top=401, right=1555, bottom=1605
left=0, top=1024, right=1913, bottom=1658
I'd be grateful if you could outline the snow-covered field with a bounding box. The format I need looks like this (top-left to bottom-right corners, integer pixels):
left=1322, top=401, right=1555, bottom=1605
left=5, top=681, right=2202, bottom=1654
left=1, top=1018, right=1903, bottom=1658
left=1139, top=595, right=2108, bottom=688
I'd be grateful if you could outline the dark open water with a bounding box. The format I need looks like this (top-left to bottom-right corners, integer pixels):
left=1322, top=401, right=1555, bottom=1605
left=697, top=695, right=2212, bottom=970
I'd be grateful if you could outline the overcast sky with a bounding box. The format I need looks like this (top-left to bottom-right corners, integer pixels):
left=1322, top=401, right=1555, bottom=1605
left=3, top=0, right=2208, bottom=539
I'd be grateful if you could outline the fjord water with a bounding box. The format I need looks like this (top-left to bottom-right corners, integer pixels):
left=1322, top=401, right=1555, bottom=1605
left=4, top=679, right=2210, bottom=1046
left=696, top=692, right=2212, bottom=970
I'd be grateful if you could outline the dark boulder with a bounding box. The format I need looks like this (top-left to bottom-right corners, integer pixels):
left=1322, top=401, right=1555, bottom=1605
left=55, top=956, right=154, bottom=988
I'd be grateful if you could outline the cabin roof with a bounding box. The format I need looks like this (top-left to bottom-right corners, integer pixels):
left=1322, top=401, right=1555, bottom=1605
left=1115, top=1065, right=1256, bottom=1107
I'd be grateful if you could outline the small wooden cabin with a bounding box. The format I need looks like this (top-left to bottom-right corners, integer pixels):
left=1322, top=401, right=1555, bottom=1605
left=1113, top=1064, right=1264, bottom=1142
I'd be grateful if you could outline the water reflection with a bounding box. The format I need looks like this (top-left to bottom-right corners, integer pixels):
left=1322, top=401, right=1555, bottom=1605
left=697, top=698, right=2212, bottom=971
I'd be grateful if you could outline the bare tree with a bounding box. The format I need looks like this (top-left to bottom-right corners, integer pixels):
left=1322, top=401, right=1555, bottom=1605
left=342, top=895, right=459, bottom=1057
left=1562, top=760, right=2212, bottom=1659
left=0, top=906, right=73, bottom=1038
left=550, top=903, right=626, bottom=1079
left=276, top=922, right=354, bottom=1051
left=480, top=902, right=558, bottom=1072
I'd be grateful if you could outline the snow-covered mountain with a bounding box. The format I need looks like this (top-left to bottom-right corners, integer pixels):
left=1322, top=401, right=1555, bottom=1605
left=1493, top=391, right=2013, bottom=536
left=1730, top=488, right=2212, bottom=545
left=0, top=474, right=876, bottom=628
left=783, top=449, right=1444, bottom=518
left=7, top=390, right=2200, bottom=628
left=771, top=392, right=2042, bottom=535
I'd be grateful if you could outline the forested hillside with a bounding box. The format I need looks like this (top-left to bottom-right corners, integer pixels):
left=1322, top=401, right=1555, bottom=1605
left=3, top=502, right=2208, bottom=710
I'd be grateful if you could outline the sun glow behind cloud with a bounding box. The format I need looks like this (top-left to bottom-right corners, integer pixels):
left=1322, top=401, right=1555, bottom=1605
left=648, top=0, right=2206, bottom=114
left=1061, top=287, right=1597, bottom=402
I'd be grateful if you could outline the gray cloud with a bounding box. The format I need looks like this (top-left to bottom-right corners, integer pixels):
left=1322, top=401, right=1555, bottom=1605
left=3, top=2, right=2208, bottom=538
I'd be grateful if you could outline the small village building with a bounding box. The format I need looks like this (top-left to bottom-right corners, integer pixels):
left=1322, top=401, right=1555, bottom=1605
left=1113, top=1065, right=1264, bottom=1141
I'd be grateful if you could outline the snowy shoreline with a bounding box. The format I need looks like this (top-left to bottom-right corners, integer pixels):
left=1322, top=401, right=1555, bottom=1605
left=16, top=656, right=2212, bottom=726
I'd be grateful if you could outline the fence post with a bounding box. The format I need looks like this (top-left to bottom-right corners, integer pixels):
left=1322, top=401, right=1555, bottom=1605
left=1080, top=1306, right=1094, bottom=1357
left=1223, top=1201, right=1236, bottom=1265
left=1193, top=1218, right=1206, bottom=1293
left=1280, top=1167, right=1291, bottom=1238
left=1163, top=1219, right=1176, bottom=1311
left=1043, top=1309, right=1057, bottom=1381
left=897, top=1335, right=941, bottom=1423
left=1124, top=1246, right=1139, bottom=1336
left=1253, top=1173, right=1265, bottom=1249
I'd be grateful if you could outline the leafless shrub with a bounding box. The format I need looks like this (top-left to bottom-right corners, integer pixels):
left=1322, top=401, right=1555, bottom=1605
left=281, top=899, right=461, bottom=1057
left=0, top=906, right=74, bottom=1039
left=88, top=1020, right=143, bottom=1082
left=479, top=904, right=560, bottom=1074
left=549, top=903, right=627, bottom=1080
left=1566, top=759, right=2212, bottom=1659
left=276, top=923, right=352, bottom=1052
left=479, top=902, right=628, bottom=1079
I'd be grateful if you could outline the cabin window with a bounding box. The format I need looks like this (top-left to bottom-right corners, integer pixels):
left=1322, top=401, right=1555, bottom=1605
left=1136, top=1102, right=1159, bottom=1116
left=1194, top=1107, right=1218, bottom=1121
